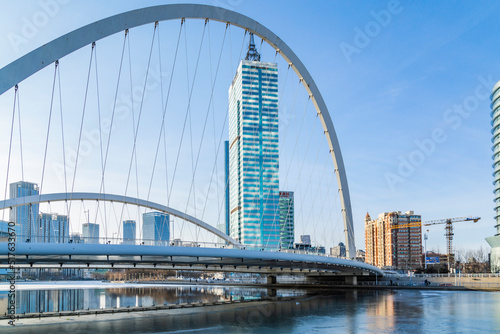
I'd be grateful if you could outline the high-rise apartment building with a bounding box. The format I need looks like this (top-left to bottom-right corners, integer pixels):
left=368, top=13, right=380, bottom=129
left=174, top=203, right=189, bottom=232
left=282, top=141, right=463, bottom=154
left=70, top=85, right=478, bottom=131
left=10, top=181, right=39, bottom=242
left=39, top=213, right=69, bottom=243
left=487, top=80, right=500, bottom=272
left=142, top=212, right=169, bottom=246
left=365, top=211, right=422, bottom=270
left=123, top=220, right=136, bottom=245
left=228, top=34, right=280, bottom=249
left=224, top=140, right=230, bottom=236
left=279, top=191, right=294, bottom=249
left=82, top=223, right=99, bottom=244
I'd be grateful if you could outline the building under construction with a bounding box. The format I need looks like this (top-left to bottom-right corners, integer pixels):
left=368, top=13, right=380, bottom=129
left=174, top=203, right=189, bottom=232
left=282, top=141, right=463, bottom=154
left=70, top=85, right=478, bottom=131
left=365, top=211, right=422, bottom=270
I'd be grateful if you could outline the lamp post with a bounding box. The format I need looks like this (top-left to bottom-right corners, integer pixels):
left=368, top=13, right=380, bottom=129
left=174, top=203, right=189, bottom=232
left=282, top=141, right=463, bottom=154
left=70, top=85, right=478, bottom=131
left=424, top=230, right=429, bottom=270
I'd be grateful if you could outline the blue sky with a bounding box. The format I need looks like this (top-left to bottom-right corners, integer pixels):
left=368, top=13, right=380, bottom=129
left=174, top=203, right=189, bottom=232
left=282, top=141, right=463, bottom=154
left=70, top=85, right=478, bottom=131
left=0, top=0, right=499, bottom=253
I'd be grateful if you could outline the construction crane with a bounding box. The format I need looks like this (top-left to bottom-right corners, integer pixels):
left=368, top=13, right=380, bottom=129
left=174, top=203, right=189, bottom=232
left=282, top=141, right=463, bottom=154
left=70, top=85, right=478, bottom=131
left=391, top=216, right=480, bottom=271
left=423, top=217, right=480, bottom=271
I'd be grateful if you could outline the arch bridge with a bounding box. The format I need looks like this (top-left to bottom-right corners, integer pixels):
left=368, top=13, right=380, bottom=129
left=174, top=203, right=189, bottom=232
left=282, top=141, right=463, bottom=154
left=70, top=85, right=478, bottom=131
left=0, top=4, right=369, bottom=279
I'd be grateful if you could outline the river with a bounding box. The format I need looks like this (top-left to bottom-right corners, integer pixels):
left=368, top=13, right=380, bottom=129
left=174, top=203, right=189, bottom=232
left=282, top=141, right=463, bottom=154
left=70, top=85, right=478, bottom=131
left=0, top=281, right=499, bottom=333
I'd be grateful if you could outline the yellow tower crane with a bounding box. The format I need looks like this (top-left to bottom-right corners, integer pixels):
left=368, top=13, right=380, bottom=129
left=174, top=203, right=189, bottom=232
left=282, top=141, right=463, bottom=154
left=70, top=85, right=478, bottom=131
left=423, top=217, right=480, bottom=271
left=390, top=216, right=480, bottom=271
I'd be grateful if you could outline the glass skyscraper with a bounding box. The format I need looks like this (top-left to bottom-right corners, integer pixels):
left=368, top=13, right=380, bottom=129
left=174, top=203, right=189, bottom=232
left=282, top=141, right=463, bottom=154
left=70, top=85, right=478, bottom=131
left=123, top=220, right=136, bottom=245
left=39, top=213, right=69, bottom=243
left=487, top=80, right=500, bottom=272
left=279, top=191, right=294, bottom=249
left=9, top=181, right=39, bottom=242
left=228, top=34, right=280, bottom=249
left=142, top=212, right=169, bottom=246
left=225, top=140, right=230, bottom=236
left=82, top=223, right=99, bottom=244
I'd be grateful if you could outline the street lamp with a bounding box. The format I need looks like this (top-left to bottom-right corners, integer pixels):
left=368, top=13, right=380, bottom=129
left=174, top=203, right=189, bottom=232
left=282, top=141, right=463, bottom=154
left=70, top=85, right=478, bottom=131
left=424, top=230, right=429, bottom=270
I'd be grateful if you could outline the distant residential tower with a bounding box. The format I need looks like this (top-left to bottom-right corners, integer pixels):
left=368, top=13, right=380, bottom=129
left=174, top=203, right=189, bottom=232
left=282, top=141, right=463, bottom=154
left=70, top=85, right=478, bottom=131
left=82, top=223, right=99, bottom=244
left=9, top=181, right=39, bottom=241
left=39, top=213, right=69, bottom=243
left=123, top=220, right=136, bottom=245
left=143, top=212, right=170, bottom=246
left=365, top=211, right=422, bottom=270
left=487, top=80, right=500, bottom=272
left=279, top=191, right=294, bottom=249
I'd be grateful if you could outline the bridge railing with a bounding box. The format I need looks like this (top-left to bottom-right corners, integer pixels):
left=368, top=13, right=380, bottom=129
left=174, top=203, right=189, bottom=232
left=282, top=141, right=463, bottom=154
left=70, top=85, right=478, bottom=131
left=2, top=235, right=364, bottom=261
left=3, top=234, right=239, bottom=249
left=361, top=280, right=500, bottom=289
left=414, top=273, right=500, bottom=278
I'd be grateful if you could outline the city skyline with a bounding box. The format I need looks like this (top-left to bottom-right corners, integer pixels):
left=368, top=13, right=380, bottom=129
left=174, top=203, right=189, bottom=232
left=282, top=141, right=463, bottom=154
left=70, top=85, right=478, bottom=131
left=0, top=1, right=499, bottom=253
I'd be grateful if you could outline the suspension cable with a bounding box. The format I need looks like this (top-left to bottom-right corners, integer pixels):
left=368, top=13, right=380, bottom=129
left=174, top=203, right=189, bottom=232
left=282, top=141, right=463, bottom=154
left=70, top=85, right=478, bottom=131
left=202, top=21, right=222, bottom=220
left=185, top=21, right=197, bottom=221
left=56, top=62, right=70, bottom=234
left=126, top=27, right=140, bottom=223
left=16, top=88, right=24, bottom=182
left=180, top=20, right=208, bottom=241
left=187, top=22, right=226, bottom=214
left=97, top=30, right=128, bottom=199
left=318, top=166, right=340, bottom=248
left=40, top=61, right=59, bottom=195
left=93, top=30, right=127, bottom=237
left=119, top=23, right=158, bottom=228
left=68, top=44, right=96, bottom=219
left=92, top=43, right=109, bottom=239
left=169, top=20, right=206, bottom=226
left=295, top=106, right=320, bottom=230
left=2, top=85, right=18, bottom=222
left=305, top=139, right=331, bottom=239
left=191, top=22, right=228, bottom=241
left=282, top=93, right=310, bottom=190
left=147, top=21, right=183, bottom=203
left=117, top=27, right=138, bottom=241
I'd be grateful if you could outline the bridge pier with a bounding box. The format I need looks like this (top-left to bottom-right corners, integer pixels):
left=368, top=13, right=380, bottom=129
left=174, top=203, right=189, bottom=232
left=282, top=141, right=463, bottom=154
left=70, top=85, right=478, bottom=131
left=267, top=288, right=277, bottom=297
left=267, top=275, right=277, bottom=285
left=345, top=276, right=358, bottom=286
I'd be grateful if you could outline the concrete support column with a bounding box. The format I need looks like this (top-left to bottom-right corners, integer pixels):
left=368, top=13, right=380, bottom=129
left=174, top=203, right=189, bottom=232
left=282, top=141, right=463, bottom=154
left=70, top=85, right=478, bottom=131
left=267, top=288, right=277, bottom=297
left=345, top=276, right=357, bottom=285
left=267, top=275, right=277, bottom=284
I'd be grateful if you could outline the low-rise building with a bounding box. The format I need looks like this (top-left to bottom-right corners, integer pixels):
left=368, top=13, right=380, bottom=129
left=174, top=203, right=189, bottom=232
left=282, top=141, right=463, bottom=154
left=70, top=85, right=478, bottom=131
left=330, top=242, right=346, bottom=257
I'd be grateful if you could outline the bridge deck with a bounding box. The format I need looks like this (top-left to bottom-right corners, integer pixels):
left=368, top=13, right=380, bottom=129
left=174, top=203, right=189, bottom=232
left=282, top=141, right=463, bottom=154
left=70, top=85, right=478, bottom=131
left=0, top=243, right=382, bottom=276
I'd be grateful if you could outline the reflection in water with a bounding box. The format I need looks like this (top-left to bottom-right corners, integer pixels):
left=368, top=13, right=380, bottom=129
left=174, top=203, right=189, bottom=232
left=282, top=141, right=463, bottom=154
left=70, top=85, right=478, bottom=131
left=15, top=289, right=85, bottom=314
left=1, top=286, right=500, bottom=333
left=0, top=284, right=305, bottom=315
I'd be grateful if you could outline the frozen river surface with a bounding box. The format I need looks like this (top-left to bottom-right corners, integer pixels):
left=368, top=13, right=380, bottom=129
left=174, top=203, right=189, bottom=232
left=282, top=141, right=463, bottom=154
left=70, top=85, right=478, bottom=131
left=0, top=282, right=499, bottom=333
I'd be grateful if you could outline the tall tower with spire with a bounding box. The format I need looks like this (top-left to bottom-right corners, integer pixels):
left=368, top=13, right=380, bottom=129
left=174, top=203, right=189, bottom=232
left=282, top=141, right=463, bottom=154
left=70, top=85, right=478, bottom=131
left=245, top=33, right=261, bottom=61
left=228, top=33, right=279, bottom=249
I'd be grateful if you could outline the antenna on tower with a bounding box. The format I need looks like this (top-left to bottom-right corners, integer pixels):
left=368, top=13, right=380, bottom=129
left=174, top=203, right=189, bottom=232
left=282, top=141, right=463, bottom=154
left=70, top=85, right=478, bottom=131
left=245, top=32, right=261, bottom=61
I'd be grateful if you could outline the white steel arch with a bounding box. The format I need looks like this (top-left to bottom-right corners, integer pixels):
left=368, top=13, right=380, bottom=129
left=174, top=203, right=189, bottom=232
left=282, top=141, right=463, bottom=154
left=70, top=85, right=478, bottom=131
left=0, top=4, right=356, bottom=257
left=0, top=192, right=242, bottom=247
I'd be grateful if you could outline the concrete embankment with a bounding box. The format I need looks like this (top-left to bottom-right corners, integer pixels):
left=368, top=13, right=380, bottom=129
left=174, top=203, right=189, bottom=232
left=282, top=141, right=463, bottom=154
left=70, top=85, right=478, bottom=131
left=373, top=275, right=500, bottom=291
left=0, top=295, right=298, bottom=321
